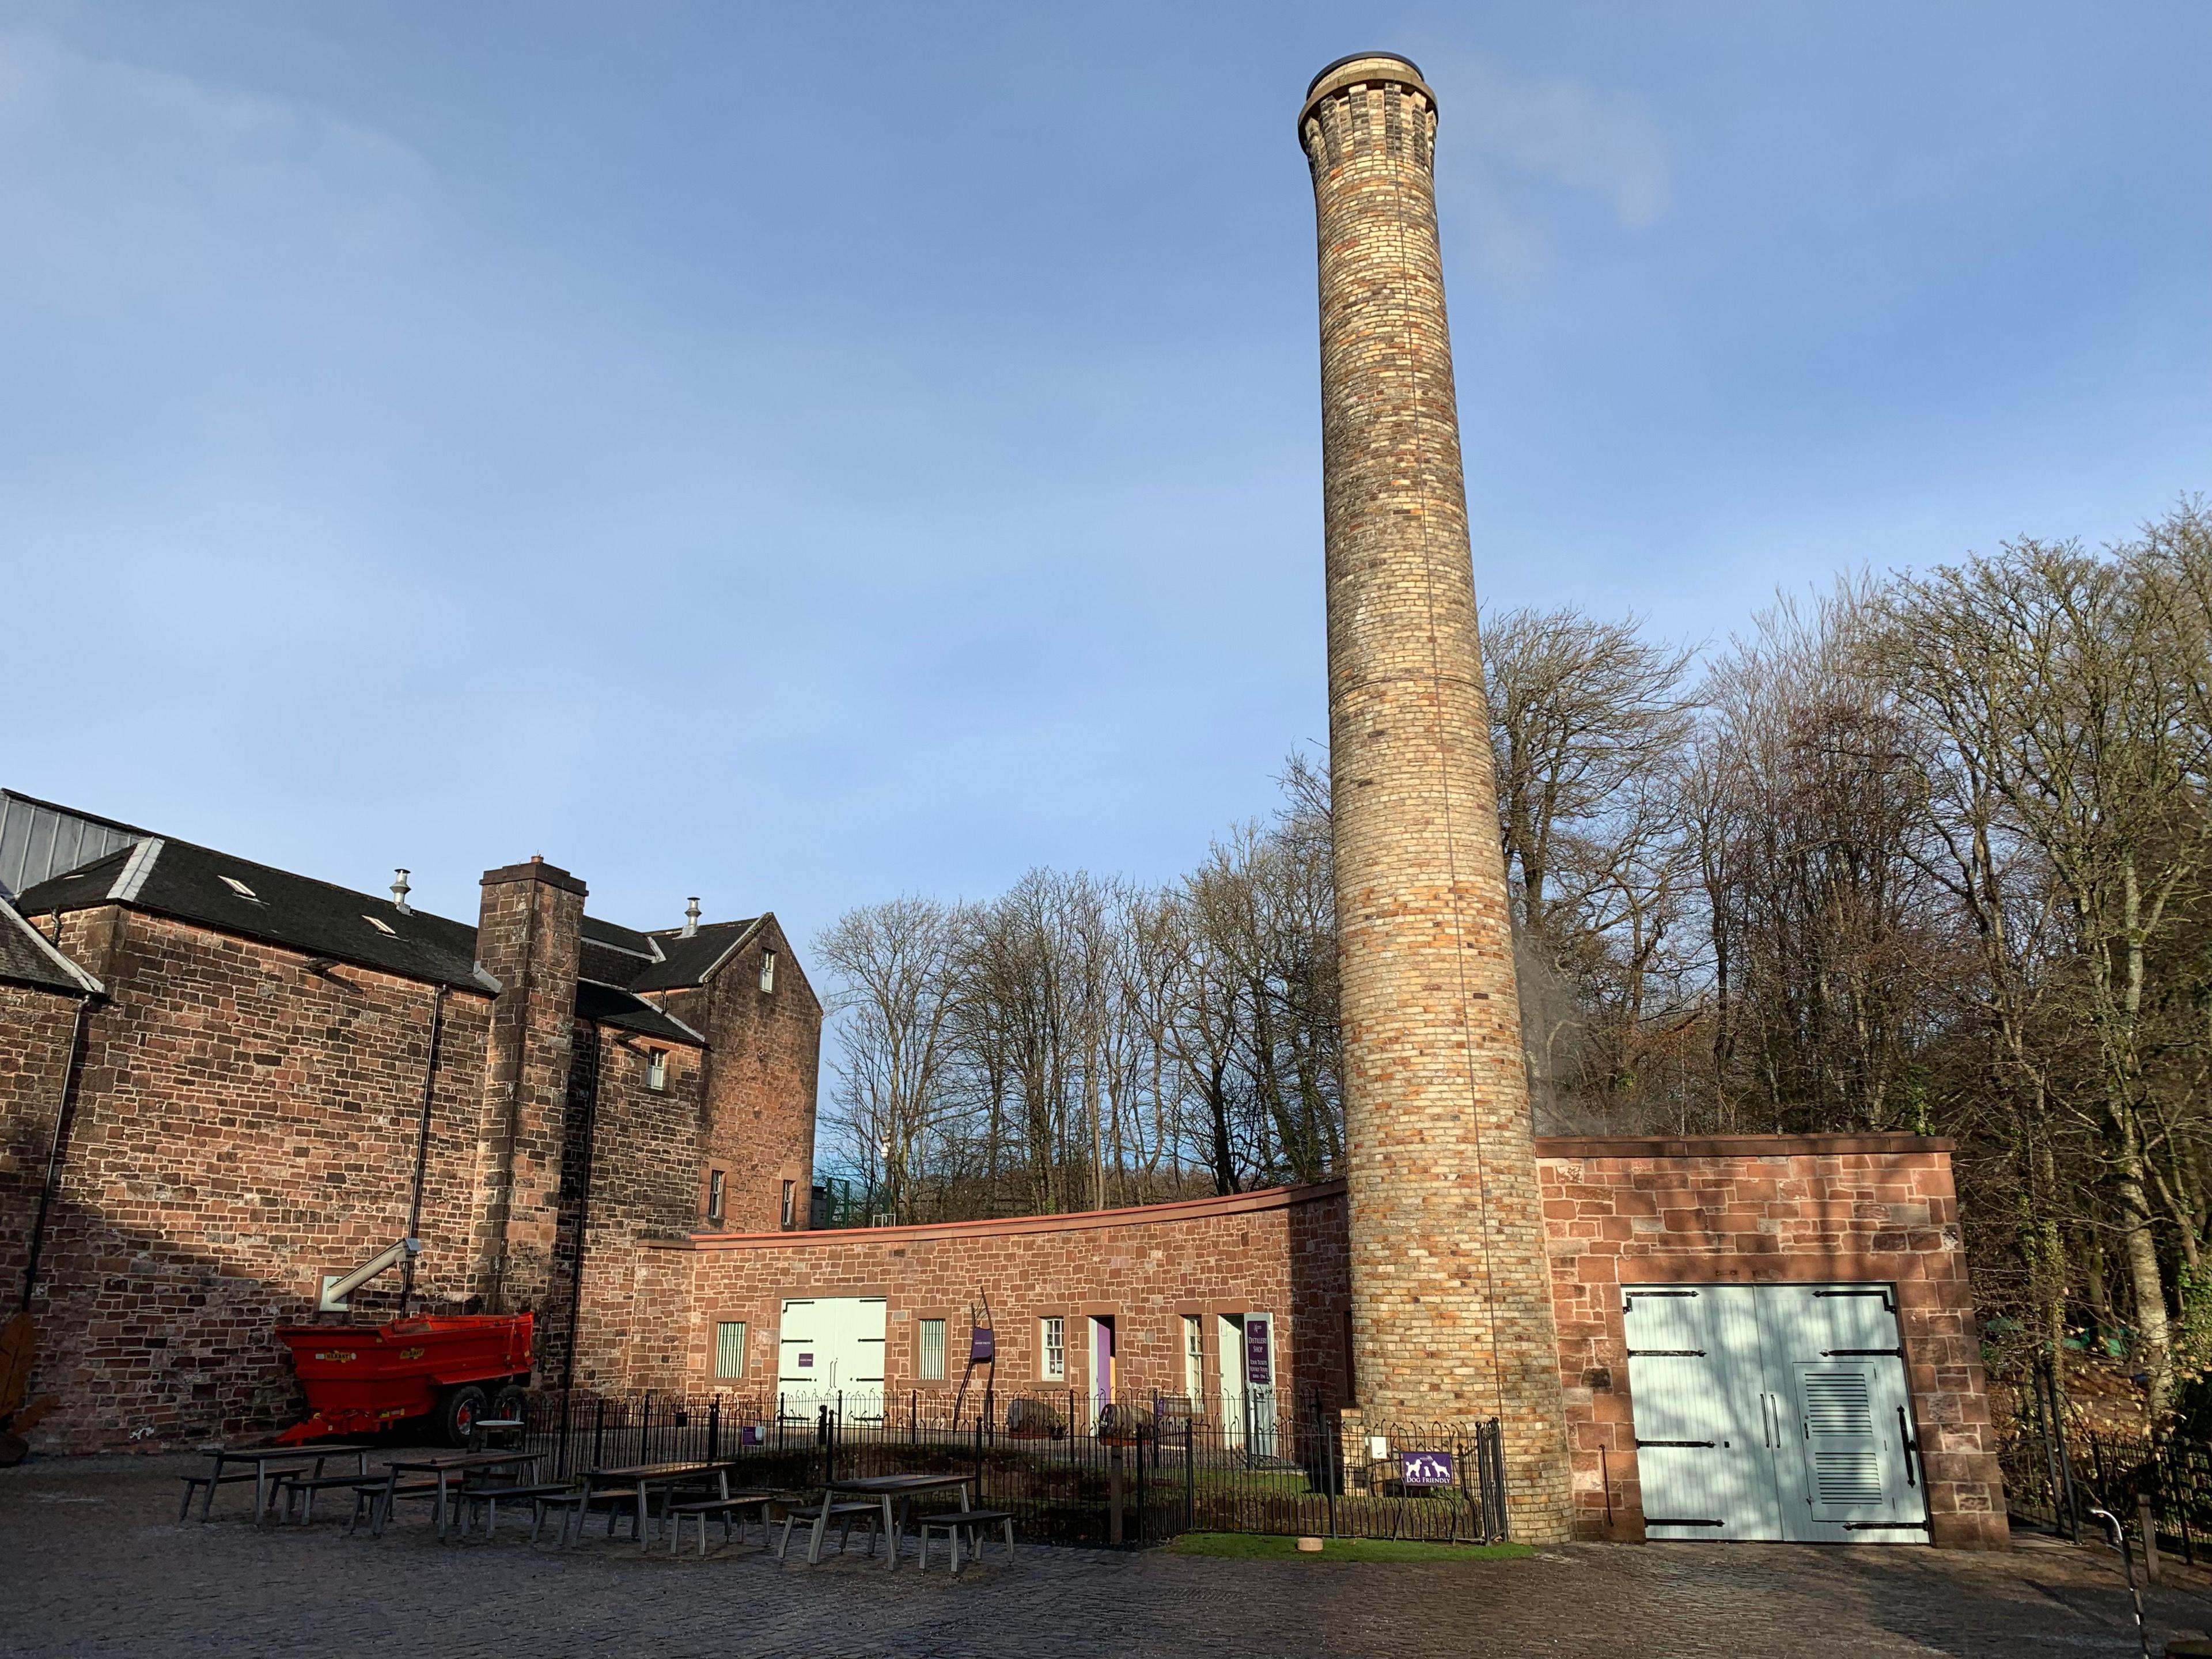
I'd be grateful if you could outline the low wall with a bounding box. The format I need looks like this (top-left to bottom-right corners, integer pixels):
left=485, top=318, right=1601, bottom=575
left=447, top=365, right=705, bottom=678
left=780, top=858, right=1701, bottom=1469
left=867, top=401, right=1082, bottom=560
left=636, top=1183, right=1352, bottom=1412
left=1535, top=1134, right=2006, bottom=1550
left=619, top=1134, right=2005, bottom=1549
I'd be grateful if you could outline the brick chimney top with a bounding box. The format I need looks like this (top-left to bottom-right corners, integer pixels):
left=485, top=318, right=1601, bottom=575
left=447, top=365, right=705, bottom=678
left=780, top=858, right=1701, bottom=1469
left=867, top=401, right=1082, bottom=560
left=1300, top=52, right=1435, bottom=126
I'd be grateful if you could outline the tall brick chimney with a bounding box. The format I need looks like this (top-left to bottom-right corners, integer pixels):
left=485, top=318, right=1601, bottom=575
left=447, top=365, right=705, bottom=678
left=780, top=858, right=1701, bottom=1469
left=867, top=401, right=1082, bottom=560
left=472, top=856, right=586, bottom=1322
left=1298, top=54, right=1571, bottom=1538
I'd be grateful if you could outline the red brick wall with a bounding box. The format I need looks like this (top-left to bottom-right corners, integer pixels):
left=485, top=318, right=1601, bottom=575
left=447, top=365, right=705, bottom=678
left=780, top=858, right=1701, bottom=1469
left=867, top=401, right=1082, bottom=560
left=555, top=1025, right=704, bottom=1391
left=628, top=1183, right=1352, bottom=1413
left=1535, top=1134, right=2007, bottom=1550
left=472, top=861, right=587, bottom=1311
left=652, top=915, right=820, bottom=1235
left=0, top=980, right=85, bottom=1309
left=15, top=907, right=498, bottom=1450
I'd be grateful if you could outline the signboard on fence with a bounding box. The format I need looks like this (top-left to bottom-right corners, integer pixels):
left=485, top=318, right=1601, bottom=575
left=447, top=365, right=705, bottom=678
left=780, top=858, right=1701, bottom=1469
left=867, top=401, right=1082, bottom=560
left=1402, top=1450, right=1455, bottom=1487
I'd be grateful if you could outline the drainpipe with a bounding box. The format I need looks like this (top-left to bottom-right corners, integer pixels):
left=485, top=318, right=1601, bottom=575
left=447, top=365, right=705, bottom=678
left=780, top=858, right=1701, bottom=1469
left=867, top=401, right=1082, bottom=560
left=20, top=994, right=97, bottom=1315
left=396, top=983, right=448, bottom=1319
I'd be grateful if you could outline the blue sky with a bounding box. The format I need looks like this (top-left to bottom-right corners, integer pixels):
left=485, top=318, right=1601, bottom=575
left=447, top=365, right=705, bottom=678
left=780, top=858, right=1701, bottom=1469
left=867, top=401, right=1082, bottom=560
left=3, top=2, right=2206, bottom=950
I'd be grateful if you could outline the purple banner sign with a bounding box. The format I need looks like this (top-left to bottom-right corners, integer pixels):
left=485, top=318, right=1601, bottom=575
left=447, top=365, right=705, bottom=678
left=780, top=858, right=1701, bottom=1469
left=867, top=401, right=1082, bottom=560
left=1244, top=1317, right=1272, bottom=1387
left=970, top=1327, right=995, bottom=1364
left=1402, top=1450, right=1455, bottom=1487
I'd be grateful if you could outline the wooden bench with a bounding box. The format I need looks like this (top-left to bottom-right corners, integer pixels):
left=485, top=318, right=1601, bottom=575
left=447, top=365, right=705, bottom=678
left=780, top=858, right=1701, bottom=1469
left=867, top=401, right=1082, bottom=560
left=175, top=1469, right=261, bottom=1522
left=269, top=1471, right=382, bottom=1527
left=664, top=1491, right=782, bottom=1557
left=456, top=1480, right=575, bottom=1541
left=913, top=1509, right=1015, bottom=1575
left=778, top=1500, right=883, bottom=1562
left=542, top=1484, right=656, bottom=1548
left=347, top=1479, right=441, bottom=1537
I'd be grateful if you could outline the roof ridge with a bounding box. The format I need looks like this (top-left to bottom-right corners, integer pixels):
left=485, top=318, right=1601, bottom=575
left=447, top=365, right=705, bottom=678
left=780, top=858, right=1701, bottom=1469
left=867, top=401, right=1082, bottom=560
left=108, top=837, right=164, bottom=903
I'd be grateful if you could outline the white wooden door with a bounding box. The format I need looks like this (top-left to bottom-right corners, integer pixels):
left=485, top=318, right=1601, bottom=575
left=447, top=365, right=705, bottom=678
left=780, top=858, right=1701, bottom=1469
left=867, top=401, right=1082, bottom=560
left=1625, top=1282, right=1926, bottom=1543
left=1758, top=1284, right=1925, bottom=1542
left=778, top=1296, right=888, bottom=1418
left=1216, top=1314, right=1247, bottom=1447
left=1622, top=1286, right=1781, bottom=1539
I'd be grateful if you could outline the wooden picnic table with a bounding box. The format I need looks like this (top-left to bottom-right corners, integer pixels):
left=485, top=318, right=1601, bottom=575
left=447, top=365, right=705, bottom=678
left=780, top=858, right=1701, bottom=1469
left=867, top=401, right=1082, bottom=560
left=191, top=1442, right=376, bottom=1524
left=807, top=1472, right=972, bottom=1570
left=585, top=1460, right=740, bottom=1554
left=370, top=1450, right=540, bottom=1539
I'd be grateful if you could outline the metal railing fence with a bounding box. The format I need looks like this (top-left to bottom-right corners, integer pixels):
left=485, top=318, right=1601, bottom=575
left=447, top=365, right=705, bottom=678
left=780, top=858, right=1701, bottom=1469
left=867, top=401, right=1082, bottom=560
left=517, top=1388, right=1509, bottom=1548
left=2001, top=1359, right=2212, bottom=1563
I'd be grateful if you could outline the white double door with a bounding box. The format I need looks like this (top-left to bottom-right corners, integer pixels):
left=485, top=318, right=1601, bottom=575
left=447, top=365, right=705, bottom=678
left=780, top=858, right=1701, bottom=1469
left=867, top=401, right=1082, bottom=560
left=1624, top=1283, right=1925, bottom=1543
left=778, top=1296, right=887, bottom=1419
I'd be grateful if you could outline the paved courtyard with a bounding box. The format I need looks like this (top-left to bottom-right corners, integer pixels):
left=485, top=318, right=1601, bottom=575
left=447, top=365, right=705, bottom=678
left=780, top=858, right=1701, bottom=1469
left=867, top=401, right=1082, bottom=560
left=6, top=1454, right=2211, bottom=1658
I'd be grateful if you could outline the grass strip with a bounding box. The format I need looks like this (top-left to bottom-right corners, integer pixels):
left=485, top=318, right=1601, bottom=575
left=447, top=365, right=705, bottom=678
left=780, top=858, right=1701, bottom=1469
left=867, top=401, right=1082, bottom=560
left=1165, top=1532, right=1533, bottom=1563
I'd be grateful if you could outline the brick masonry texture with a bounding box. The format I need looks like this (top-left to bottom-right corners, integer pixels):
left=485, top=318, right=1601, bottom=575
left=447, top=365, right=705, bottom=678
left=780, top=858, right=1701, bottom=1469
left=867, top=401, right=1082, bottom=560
left=0, top=978, right=85, bottom=1306
left=1535, top=1134, right=2009, bottom=1550
left=2, top=853, right=812, bottom=1453
left=652, top=916, right=821, bottom=1237
left=1300, top=54, right=1572, bottom=1539
left=630, top=1184, right=1354, bottom=1411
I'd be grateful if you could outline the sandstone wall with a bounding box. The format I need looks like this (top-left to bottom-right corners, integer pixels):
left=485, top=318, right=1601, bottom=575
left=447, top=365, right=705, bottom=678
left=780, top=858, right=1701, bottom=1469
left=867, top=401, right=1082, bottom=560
left=1536, top=1134, right=2008, bottom=1550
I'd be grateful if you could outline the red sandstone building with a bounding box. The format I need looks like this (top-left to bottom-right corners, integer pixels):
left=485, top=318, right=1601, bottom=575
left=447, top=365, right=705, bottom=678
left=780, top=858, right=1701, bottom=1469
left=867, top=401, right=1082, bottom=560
left=1, top=789, right=2003, bottom=1544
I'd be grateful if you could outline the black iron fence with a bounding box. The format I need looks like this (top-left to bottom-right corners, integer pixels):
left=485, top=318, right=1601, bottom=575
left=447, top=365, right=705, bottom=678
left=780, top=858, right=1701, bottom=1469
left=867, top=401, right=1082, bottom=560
left=518, top=1389, right=1509, bottom=1548
left=2001, top=1361, right=2212, bottom=1565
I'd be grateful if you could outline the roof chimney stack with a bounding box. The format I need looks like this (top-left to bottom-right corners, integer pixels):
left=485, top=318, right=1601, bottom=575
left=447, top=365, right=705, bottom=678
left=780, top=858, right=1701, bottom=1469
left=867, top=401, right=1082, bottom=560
left=682, top=897, right=700, bottom=938
left=391, top=869, right=412, bottom=915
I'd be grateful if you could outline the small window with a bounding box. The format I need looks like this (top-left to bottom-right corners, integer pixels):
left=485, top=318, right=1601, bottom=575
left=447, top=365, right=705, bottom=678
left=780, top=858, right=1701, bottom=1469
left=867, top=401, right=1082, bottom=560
left=218, top=875, right=259, bottom=900
left=646, top=1049, right=666, bottom=1092
left=1040, top=1316, right=1065, bottom=1381
left=715, top=1321, right=747, bottom=1380
left=918, top=1318, right=948, bottom=1382
left=707, top=1169, right=725, bottom=1224
left=361, top=914, right=396, bottom=935
left=1183, top=1314, right=1204, bottom=1400
left=781, top=1180, right=797, bottom=1229
left=760, top=949, right=777, bottom=994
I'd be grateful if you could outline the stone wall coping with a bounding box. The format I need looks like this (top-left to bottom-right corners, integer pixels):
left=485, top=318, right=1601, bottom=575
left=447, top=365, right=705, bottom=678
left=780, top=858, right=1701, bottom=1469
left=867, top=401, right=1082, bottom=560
left=650, top=1179, right=1349, bottom=1252
left=1535, top=1132, right=1955, bottom=1159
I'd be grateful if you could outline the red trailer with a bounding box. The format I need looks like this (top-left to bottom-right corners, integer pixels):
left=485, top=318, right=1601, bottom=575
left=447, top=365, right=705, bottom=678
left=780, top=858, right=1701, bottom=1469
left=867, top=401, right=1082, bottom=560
left=274, top=1313, right=533, bottom=1446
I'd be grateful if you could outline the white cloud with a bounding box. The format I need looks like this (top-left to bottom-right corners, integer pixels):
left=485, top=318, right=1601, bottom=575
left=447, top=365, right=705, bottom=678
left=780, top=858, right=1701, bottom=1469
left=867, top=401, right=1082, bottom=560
left=0, top=28, right=433, bottom=308
left=1420, top=49, right=1671, bottom=272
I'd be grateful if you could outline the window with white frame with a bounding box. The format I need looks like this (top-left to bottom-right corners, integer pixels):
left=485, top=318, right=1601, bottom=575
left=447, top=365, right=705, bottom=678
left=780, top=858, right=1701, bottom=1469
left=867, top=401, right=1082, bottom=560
left=1039, top=1316, right=1065, bottom=1381
left=646, top=1048, right=667, bottom=1092
left=707, top=1169, right=725, bottom=1224
left=918, top=1318, right=948, bottom=1382
left=715, top=1321, right=747, bottom=1380
left=1183, top=1314, right=1204, bottom=1400
left=760, top=950, right=777, bottom=993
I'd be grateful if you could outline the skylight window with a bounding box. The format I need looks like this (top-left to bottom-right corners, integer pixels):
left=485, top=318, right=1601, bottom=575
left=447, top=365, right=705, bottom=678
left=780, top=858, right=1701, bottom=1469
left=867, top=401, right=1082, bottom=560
left=218, top=876, right=260, bottom=900
left=362, top=914, right=397, bottom=935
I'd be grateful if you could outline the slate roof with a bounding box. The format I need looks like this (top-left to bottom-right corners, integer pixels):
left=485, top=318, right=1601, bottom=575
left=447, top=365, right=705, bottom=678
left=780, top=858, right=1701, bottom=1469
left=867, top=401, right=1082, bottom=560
left=574, top=980, right=704, bottom=1046
left=8, top=802, right=764, bottom=1039
left=627, top=918, right=762, bottom=992
left=0, top=896, right=103, bottom=997
left=15, top=840, right=498, bottom=995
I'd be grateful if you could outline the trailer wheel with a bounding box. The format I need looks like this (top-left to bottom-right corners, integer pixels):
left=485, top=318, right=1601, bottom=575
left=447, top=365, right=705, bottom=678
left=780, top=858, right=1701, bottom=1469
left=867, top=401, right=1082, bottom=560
left=493, top=1384, right=528, bottom=1424
left=437, top=1384, right=488, bottom=1447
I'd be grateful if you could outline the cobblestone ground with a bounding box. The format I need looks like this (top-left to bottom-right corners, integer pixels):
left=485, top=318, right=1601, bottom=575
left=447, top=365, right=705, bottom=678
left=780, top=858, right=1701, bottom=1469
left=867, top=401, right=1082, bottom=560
left=7, top=1455, right=2212, bottom=1658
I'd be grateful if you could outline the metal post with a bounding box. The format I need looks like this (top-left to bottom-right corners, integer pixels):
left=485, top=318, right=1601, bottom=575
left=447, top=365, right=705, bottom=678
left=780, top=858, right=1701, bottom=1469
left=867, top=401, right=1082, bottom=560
left=707, top=1395, right=719, bottom=1463
left=1185, top=1415, right=1195, bottom=1531
left=1110, top=1442, right=1125, bottom=1546
left=2089, top=1507, right=2153, bottom=1659
left=592, top=1397, right=605, bottom=1472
